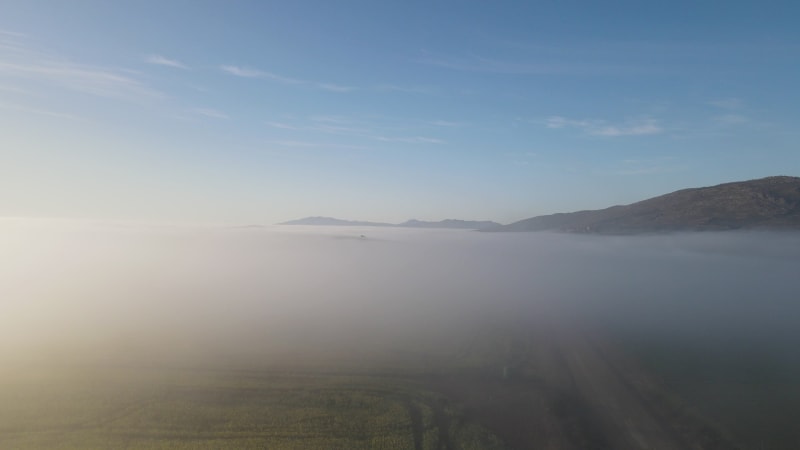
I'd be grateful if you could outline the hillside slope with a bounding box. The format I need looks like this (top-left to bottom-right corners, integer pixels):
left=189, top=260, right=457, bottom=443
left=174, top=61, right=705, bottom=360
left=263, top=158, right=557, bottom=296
left=491, top=176, right=800, bottom=233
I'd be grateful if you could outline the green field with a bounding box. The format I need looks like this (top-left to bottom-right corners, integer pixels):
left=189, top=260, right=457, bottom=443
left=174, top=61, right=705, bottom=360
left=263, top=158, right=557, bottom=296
left=0, top=365, right=505, bottom=450
left=0, top=319, right=769, bottom=449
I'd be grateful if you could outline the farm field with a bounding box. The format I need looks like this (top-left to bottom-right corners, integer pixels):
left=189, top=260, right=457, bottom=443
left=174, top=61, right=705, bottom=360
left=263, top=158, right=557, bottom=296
left=0, top=367, right=506, bottom=449
left=0, top=317, right=740, bottom=450
left=618, top=332, right=800, bottom=450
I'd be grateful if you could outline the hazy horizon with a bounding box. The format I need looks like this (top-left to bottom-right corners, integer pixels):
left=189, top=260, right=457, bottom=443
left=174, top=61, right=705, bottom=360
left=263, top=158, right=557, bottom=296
left=3, top=3, right=800, bottom=448
left=4, top=219, right=799, bottom=369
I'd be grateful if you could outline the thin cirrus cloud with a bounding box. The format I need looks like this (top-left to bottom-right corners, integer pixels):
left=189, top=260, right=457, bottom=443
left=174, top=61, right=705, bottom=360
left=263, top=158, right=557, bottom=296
left=220, top=66, right=429, bottom=94
left=145, top=54, right=189, bottom=70
left=545, top=116, right=663, bottom=137
left=0, top=33, right=162, bottom=102
left=220, top=64, right=353, bottom=92
left=220, top=65, right=268, bottom=78
left=374, top=84, right=437, bottom=95
left=316, top=82, right=354, bottom=92
left=266, top=120, right=369, bottom=138
left=418, top=52, right=658, bottom=77
left=0, top=101, right=88, bottom=121
left=708, top=98, right=743, bottom=109
left=708, top=99, right=752, bottom=126
left=713, top=114, right=749, bottom=125
left=375, top=136, right=445, bottom=144
left=189, top=108, right=229, bottom=119
left=417, top=41, right=769, bottom=77
left=0, top=60, right=163, bottom=102
left=0, top=83, right=35, bottom=95
left=593, top=120, right=662, bottom=137
left=0, top=29, right=27, bottom=38
left=429, top=120, right=465, bottom=128
left=265, top=121, right=302, bottom=130
left=266, top=117, right=446, bottom=145
left=267, top=140, right=368, bottom=150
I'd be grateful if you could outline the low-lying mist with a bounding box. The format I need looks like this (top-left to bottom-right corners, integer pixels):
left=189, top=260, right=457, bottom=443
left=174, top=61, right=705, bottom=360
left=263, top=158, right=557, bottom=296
left=2, top=218, right=799, bottom=370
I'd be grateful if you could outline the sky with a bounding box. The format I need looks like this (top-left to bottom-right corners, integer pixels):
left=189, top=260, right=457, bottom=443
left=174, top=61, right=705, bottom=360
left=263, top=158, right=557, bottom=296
left=1, top=1, right=798, bottom=225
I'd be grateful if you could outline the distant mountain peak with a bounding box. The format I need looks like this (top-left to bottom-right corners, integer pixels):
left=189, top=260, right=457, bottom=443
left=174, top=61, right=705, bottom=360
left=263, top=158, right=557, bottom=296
left=281, top=217, right=501, bottom=230
left=279, top=217, right=391, bottom=227
left=487, top=176, right=800, bottom=234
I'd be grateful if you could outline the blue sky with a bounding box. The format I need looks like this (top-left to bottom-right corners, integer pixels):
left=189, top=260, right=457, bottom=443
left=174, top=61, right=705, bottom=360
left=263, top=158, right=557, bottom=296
left=1, top=1, right=798, bottom=224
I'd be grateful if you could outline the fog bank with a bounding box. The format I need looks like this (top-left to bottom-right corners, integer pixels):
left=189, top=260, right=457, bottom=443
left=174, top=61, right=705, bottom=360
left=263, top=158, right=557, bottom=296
left=2, top=219, right=799, bottom=368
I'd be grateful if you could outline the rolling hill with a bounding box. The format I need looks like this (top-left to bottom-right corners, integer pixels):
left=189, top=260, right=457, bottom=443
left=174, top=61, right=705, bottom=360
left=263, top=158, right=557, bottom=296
left=488, top=176, right=800, bottom=234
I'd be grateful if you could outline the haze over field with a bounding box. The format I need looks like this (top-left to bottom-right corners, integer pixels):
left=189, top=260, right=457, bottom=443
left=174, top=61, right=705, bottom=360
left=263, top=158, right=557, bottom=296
left=2, top=2, right=799, bottom=447
left=3, top=219, right=799, bottom=368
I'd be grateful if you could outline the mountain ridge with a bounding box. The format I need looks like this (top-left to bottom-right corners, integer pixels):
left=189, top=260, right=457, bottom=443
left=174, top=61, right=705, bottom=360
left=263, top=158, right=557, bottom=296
left=280, top=216, right=501, bottom=230
left=487, top=176, right=800, bottom=234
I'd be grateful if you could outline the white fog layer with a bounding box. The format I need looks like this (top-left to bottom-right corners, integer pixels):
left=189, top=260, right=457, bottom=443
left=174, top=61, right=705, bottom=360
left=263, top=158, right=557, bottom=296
left=2, top=219, right=800, bottom=369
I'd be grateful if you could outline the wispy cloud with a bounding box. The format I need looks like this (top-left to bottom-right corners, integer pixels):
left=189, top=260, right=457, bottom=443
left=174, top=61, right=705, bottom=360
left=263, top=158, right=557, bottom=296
left=0, top=61, right=163, bottom=102
left=375, top=136, right=445, bottom=144
left=189, top=108, right=228, bottom=119
left=0, top=29, right=27, bottom=39
left=708, top=98, right=743, bottom=109
left=220, top=65, right=352, bottom=92
left=419, top=52, right=657, bottom=76
left=698, top=98, right=774, bottom=133
left=593, top=120, right=662, bottom=137
left=421, top=54, right=555, bottom=74
left=220, top=65, right=265, bottom=78
left=266, top=116, right=446, bottom=145
left=0, top=34, right=162, bottom=102
left=504, top=150, right=541, bottom=167
left=0, top=84, right=35, bottom=95
left=266, top=121, right=302, bottom=130
left=0, top=101, right=88, bottom=121
left=317, top=82, right=354, bottom=92
left=429, top=120, right=465, bottom=128
left=652, top=98, right=775, bottom=139
left=704, top=98, right=757, bottom=128
left=545, top=116, right=600, bottom=130
left=374, top=84, right=437, bottom=95
left=145, top=54, right=189, bottom=70
left=308, top=115, right=355, bottom=124
left=713, top=114, right=749, bottom=125
left=267, top=140, right=367, bottom=150
left=545, top=116, right=663, bottom=137
left=221, top=66, right=420, bottom=95
left=316, top=124, right=370, bottom=135
left=421, top=41, right=781, bottom=78
left=268, top=116, right=371, bottom=137
left=262, top=71, right=304, bottom=85
left=267, top=140, right=321, bottom=148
